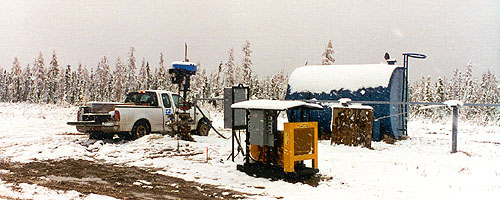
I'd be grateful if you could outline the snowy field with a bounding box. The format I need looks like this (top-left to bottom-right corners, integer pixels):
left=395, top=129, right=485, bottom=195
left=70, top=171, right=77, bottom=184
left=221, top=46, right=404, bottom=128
left=0, top=102, right=499, bottom=199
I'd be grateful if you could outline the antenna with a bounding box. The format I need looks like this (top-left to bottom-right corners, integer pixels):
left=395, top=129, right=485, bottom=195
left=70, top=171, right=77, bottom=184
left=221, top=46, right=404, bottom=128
left=184, top=42, right=189, bottom=62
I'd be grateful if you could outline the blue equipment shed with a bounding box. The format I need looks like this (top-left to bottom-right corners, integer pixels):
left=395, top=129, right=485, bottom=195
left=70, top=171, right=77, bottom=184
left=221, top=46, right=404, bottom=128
left=285, top=64, right=405, bottom=141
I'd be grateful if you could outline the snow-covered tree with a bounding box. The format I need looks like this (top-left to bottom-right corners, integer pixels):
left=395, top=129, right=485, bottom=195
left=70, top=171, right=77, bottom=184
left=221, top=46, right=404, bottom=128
left=213, top=61, right=224, bottom=97
left=409, top=63, right=500, bottom=124
left=62, top=65, right=73, bottom=104
left=33, top=52, right=47, bottom=103
left=191, top=66, right=209, bottom=100
left=76, top=63, right=89, bottom=105
left=125, top=47, right=137, bottom=94
left=0, top=69, right=6, bottom=101
left=22, top=64, right=33, bottom=102
left=477, top=69, right=499, bottom=122
left=137, top=58, right=151, bottom=90
left=101, top=57, right=112, bottom=101
left=146, top=62, right=153, bottom=90
left=46, top=51, right=62, bottom=104
left=69, top=69, right=78, bottom=104
left=112, top=57, right=126, bottom=102
left=88, top=68, right=96, bottom=101
left=9, top=57, right=23, bottom=102
left=434, top=77, right=446, bottom=103
left=321, top=40, right=335, bottom=65
left=155, top=53, right=168, bottom=90
left=241, top=41, right=253, bottom=86
left=463, top=62, right=476, bottom=102
left=224, top=48, right=236, bottom=87
left=95, top=56, right=111, bottom=101
left=479, top=69, right=499, bottom=104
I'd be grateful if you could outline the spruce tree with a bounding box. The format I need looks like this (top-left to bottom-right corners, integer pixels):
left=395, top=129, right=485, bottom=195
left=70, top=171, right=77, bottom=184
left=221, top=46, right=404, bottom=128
left=10, top=57, right=22, bottom=102
left=146, top=62, right=153, bottom=90
left=138, top=57, right=147, bottom=90
left=100, top=56, right=111, bottom=101
left=321, top=40, right=335, bottom=65
left=33, top=52, right=46, bottom=103
left=224, top=48, right=236, bottom=87
left=22, top=64, right=33, bottom=102
left=214, top=61, right=223, bottom=97
left=76, top=63, right=88, bottom=105
left=95, top=60, right=104, bottom=101
left=156, top=53, right=168, bottom=90
left=435, top=77, right=446, bottom=103
left=47, top=51, right=61, bottom=103
left=63, top=65, right=72, bottom=104
left=125, top=47, right=137, bottom=94
left=112, top=57, right=126, bottom=102
left=89, top=68, right=96, bottom=101
left=0, top=70, right=5, bottom=101
left=241, top=41, right=253, bottom=86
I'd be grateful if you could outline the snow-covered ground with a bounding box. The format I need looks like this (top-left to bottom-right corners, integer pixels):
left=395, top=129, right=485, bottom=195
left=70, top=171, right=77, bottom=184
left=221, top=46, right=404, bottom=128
left=0, top=102, right=499, bottom=199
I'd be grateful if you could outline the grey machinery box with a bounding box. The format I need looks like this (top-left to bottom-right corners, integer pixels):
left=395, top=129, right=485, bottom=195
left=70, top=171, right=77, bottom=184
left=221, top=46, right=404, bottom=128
left=248, top=110, right=277, bottom=147
left=224, top=87, right=248, bottom=129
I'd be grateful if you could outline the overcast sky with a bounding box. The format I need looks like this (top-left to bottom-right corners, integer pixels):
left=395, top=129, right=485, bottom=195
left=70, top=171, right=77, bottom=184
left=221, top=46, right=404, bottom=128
left=1, top=0, right=498, bottom=81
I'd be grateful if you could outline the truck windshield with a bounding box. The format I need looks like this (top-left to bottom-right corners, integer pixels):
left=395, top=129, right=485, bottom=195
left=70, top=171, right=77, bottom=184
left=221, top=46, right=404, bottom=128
left=125, top=92, right=158, bottom=107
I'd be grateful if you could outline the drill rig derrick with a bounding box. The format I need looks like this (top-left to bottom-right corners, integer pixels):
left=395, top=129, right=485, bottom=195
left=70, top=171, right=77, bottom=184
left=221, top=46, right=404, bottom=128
left=168, top=44, right=198, bottom=141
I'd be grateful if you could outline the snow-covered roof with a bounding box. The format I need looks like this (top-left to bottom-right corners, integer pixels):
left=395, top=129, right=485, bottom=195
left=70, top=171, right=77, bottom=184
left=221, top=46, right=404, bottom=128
left=231, top=100, right=323, bottom=110
left=324, top=98, right=373, bottom=109
left=288, top=64, right=400, bottom=94
left=326, top=103, right=373, bottom=110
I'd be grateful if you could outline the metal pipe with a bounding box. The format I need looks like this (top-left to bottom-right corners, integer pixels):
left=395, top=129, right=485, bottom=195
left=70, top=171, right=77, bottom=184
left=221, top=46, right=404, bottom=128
left=404, top=55, right=409, bottom=136
left=451, top=106, right=459, bottom=153
left=195, top=98, right=224, bottom=101
left=305, top=99, right=500, bottom=107
left=402, top=53, right=426, bottom=136
left=374, top=111, right=409, bottom=121
left=231, top=88, right=235, bottom=162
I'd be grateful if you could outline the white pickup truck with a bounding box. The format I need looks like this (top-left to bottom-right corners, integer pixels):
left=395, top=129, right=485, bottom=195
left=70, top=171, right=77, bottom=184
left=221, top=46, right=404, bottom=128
left=67, top=90, right=210, bottom=140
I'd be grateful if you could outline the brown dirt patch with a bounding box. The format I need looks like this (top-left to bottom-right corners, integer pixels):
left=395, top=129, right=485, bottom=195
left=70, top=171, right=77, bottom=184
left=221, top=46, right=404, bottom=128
left=0, top=159, right=251, bottom=199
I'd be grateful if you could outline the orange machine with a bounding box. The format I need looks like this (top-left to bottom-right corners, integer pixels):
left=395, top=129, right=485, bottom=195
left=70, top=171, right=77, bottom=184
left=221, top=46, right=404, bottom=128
left=231, top=100, right=322, bottom=179
left=283, top=122, right=318, bottom=172
left=250, top=122, right=318, bottom=173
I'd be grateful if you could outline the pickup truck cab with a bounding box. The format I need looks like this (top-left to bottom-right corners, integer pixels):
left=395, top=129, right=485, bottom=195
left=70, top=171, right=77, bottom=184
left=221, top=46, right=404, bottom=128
left=67, top=90, right=210, bottom=140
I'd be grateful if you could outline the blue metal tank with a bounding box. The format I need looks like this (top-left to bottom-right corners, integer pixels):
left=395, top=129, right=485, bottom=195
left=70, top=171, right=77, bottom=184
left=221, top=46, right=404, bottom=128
left=285, top=64, right=405, bottom=140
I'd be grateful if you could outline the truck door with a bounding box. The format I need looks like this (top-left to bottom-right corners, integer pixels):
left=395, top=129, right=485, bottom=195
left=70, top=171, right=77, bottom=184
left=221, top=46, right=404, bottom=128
left=145, top=92, right=164, bottom=131
left=161, top=93, right=174, bottom=132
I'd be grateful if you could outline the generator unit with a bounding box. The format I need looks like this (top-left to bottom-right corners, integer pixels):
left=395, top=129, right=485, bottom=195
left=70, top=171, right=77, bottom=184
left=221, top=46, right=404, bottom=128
left=231, top=100, right=322, bottom=179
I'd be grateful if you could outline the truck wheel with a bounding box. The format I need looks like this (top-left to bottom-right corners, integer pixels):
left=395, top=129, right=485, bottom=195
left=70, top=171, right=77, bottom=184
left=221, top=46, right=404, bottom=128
left=102, top=133, right=114, bottom=140
left=117, top=132, right=132, bottom=140
left=131, top=121, right=150, bottom=140
left=196, top=118, right=210, bottom=136
left=89, top=131, right=102, bottom=140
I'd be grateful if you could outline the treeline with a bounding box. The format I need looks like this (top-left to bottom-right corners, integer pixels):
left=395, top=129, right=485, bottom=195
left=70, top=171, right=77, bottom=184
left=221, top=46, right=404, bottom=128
left=0, top=42, right=289, bottom=109
left=409, top=62, right=500, bottom=124
left=1, top=41, right=499, bottom=124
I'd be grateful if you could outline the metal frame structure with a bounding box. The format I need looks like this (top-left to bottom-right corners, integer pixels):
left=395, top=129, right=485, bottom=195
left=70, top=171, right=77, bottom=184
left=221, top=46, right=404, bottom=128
left=402, top=53, right=427, bottom=136
left=308, top=99, right=500, bottom=153
left=228, top=85, right=250, bottom=162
